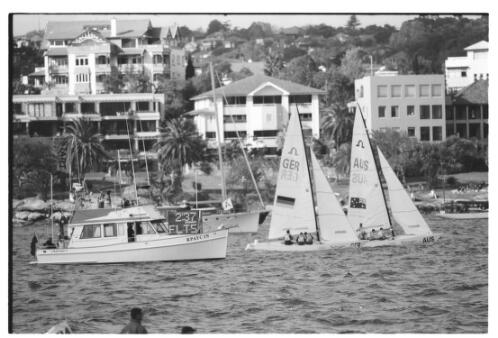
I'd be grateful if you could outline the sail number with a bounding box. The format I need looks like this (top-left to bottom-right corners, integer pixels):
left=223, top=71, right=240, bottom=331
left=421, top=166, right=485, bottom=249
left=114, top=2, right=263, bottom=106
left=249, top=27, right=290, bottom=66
left=351, top=173, right=367, bottom=184
left=423, top=236, right=434, bottom=243
left=280, top=158, right=300, bottom=182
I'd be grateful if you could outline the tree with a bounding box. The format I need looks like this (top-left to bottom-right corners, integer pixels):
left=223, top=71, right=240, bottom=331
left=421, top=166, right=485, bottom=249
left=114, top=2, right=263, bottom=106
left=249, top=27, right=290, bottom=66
left=321, top=103, right=354, bottom=148
left=12, top=137, right=58, bottom=199
left=332, top=142, right=352, bottom=178
left=279, top=55, right=318, bottom=86
left=64, top=118, right=109, bottom=182
left=124, top=71, right=152, bottom=93
left=339, top=47, right=366, bottom=81
left=185, top=54, right=195, bottom=80
left=11, top=45, right=44, bottom=79
left=264, top=52, right=284, bottom=77
left=154, top=118, right=207, bottom=199
left=103, top=66, right=125, bottom=93
left=346, top=15, right=361, bottom=34
left=206, top=20, right=226, bottom=36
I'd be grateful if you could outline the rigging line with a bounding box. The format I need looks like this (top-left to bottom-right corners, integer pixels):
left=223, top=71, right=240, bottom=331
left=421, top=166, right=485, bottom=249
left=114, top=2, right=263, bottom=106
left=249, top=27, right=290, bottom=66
left=124, top=105, right=139, bottom=205
left=213, top=70, right=266, bottom=209
left=355, top=103, right=394, bottom=233
left=137, top=118, right=150, bottom=186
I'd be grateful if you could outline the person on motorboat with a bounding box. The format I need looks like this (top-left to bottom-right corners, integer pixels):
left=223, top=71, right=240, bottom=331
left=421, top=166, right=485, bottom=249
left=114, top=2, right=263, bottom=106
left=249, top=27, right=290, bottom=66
left=305, top=232, right=314, bottom=245
left=43, top=237, right=56, bottom=249
left=127, top=223, right=135, bottom=242
left=296, top=232, right=306, bottom=245
left=284, top=230, right=294, bottom=245
left=121, top=307, right=147, bottom=334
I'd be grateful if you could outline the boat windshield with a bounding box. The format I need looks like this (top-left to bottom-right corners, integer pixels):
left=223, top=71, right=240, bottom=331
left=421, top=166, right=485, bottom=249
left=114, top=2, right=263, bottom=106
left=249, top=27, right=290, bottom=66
left=151, top=220, right=168, bottom=234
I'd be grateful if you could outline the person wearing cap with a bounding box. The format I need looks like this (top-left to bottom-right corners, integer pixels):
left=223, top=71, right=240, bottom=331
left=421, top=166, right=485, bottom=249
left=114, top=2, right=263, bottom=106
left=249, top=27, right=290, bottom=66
left=283, top=230, right=293, bottom=245
left=121, top=307, right=147, bottom=334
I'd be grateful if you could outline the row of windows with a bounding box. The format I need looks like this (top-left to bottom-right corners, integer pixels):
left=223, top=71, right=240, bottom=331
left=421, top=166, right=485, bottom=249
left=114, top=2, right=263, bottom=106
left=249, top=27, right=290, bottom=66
left=253, top=95, right=282, bottom=105
left=446, top=105, right=488, bottom=120
left=118, top=56, right=142, bottom=65
left=75, top=57, right=89, bottom=66
left=76, top=73, right=90, bottom=83
left=205, top=130, right=279, bottom=139
left=223, top=115, right=247, bottom=123
left=80, top=221, right=168, bottom=239
left=224, top=131, right=248, bottom=139
left=223, top=95, right=312, bottom=106
left=369, top=84, right=442, bottom=98
left=378, top=105, right=443, bottom=119
left=225, top=96, right=247, bottom=105
left=383, top=126, right=443, bottom=142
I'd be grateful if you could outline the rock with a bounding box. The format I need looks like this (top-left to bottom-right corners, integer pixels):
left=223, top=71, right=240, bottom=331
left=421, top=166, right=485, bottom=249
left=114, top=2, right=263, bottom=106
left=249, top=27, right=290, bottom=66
left=53, top=200, right=75, bottom=212
left=15, top=211, right=31, bottom=221
left=16, top=198, right=50, bottom=212
left=27, top=212, right=46, bottom=222
left=12, top=199, right=23, bottom=209
left=51, top=211, right=62, bottom=221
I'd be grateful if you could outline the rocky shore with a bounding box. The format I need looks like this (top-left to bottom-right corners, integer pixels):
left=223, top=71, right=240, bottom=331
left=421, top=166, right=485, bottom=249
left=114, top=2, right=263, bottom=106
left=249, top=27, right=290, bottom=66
left=13, top=197, right=75, bottom=224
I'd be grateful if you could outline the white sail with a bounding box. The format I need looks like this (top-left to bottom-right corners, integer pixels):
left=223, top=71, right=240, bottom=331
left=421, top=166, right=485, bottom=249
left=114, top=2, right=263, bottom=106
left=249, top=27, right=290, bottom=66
left=268, top=110, right=316, bottom=239
left=348, top=110, right=391, bottom=232
left=310, top=151, right=358, bottom=244
left=377, top=148, right=433, bottom=236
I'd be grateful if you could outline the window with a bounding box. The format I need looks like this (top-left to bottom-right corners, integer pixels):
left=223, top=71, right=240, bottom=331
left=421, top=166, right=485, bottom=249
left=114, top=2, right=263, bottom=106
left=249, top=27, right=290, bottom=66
left=456, top=123, right=467, bottom=138
left=96, top=55, right=109, bottom=65
left=75, top=57, right=88, bottom=66
left=299, top=113, right=312, bottom=121
left=80, top=224, right=101, bottom=239
left=137, top=121, right=157, bottom=132
left=455, top=106, right=467, bottom=120
left=377, top=85, right=387, bottom=98
left=224, top=131, right=247, bottom=139
left=461, top=71, right=467, bottom=77
left=136, top=102, right=150, bottom=111
left=358, top=85, right=364, bottom=98
left=420, top=127, right=430, bottom=141
left=205, top=132, right=216, bottom=139
left=131, top=56, right=142, bottom=64
left=391, top=85, right=401, bottom=97
left=122, top=38, right=136, bottom=48
left=407, top=105, right=415, bottom=116
left=65, top=103, right=76, bottom=113
left=391, top=105, right=399, bottom=118
left=152, top=221, right=167, bottom=233
left=153, top=55, right=163, bottom=64
left=432, top=126, right=443, bottom=141
left=446, top=106, right=454, bottom=120
left=468, top=105, right=481, bottom=119
left=81, top=103, right=94, bottom=114
left=253, top=130, right=279, bottom=137
left=13, top=103, right=23, bottom=115
left=141, top=222, right=157, bottom=235
left=483, top=105, right=488, bottom=119
left=53, top=75, right=68, bottom=84
left=76, top=73, right=89, bottom=83
left=432, top=105, right=443, bottom=119
left=253, top=96, right=282, bottom=104
left=223, top=115, right=247, bottom=123
left=407, top=127, right=416, bottom=137
left=405, top=85, right=415, bottom=97
left=118, top=56, right=128, bottom=65
left=420, top=105, right=430, bottom=119
left=225, top=96, right=246, bottom=105
left=378, top=106, right=386, bottom=118
left=104, top=224, right=117, bottom=237
left=419, top=84, right=430, bottom=97
left=446, top=124, right=455, bottom=137
left=289, top=95, right=312, bottom=104
left=431, top=84, right=442, bottom=97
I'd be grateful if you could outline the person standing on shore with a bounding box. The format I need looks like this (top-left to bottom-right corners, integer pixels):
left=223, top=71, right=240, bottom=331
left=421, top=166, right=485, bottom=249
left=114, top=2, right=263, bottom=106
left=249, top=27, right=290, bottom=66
left=121, top=308, right=147, bottom=334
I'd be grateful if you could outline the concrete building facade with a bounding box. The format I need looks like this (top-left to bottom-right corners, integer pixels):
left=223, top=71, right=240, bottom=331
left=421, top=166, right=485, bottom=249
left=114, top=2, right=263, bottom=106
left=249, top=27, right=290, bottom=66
left=445, top=40, right=488, bottom=93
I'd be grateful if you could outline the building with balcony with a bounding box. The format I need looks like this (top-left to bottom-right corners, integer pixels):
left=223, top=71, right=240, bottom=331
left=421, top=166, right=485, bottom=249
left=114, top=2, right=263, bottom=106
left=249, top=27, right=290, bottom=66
left=12, top=93, right=164, bottom=163
left=350, top=72, right=446, bottom=143
left=445, top=40, right=488, bottom=93
left=445, top=79, right=488, bottom=141
left=188, top=74, right=325, bottom=153
left=38, top=19, right=186, bottom=95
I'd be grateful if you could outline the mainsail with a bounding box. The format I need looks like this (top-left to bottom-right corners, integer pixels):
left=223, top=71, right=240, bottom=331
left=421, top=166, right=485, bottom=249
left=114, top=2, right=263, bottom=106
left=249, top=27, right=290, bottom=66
left=377, top=148, right=433, bottom=236
left=348, top=110, right=391, bottom=232
left=310, top=150, right=358, bottom=244
left=268, top=110, right=316, bottom=239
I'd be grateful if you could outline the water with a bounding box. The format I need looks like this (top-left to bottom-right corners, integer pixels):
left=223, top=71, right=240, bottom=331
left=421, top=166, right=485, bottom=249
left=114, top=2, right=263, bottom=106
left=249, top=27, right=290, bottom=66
left=11, top=216, right=487, bottom=333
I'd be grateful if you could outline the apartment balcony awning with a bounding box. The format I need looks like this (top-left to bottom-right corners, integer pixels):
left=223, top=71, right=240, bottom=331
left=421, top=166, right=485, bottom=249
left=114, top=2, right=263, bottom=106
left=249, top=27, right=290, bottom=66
left=29, top=69, right=45, bottom=77
left=119, top=48, right=145, bottom=55
left=45, top=47, right=68, bottom=56
left=184, top=108, right=216, bottom=117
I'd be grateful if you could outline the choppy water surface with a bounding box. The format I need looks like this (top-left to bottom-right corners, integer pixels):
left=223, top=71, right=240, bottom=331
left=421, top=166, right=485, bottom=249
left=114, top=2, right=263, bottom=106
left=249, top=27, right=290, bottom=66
left=11, top=216, right=487, bottom=333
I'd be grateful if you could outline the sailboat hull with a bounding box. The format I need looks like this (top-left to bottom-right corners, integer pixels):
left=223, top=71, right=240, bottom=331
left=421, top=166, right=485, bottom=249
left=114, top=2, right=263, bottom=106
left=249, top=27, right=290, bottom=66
left=437, top=212, right=488, bottom=220
left=359, top=233, right=441, bottom=248
left=35, top=230, right=228, bottom=264
left=202, top=210, right=269, bottom=233
left=245, top=240, right=359, bottom=252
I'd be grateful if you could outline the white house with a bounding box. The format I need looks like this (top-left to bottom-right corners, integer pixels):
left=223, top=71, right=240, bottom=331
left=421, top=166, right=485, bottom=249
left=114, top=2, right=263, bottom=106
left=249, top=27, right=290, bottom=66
left=188, top=74, right=325, bottom=153
left=445, top=40, right=488, bottom=93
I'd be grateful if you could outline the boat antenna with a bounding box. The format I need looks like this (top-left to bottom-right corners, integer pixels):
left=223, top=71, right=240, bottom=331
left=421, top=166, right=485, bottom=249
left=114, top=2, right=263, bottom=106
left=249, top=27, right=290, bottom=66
left=355, top=103, right=394, bottom=232
left=295, top=103, right=320, bottom=242
left=213, top=70, right=265, bottom=209
left=209, top=62, right=228, bottom=206
left=124, top=104, right=139, bottom=205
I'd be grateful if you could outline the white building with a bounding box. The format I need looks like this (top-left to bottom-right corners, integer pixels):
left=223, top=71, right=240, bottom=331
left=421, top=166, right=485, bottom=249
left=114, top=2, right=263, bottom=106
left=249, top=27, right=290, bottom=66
left=351, top=72, right=446, bottom=142
left=445, top=40, right=488, bottom=93
left=188, top=75, right=325, bottom=153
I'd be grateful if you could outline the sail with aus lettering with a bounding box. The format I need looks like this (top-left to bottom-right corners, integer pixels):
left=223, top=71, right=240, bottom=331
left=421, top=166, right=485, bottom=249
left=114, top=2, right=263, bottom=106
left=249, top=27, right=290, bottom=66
left=310, top=151, right=358, bottom=244
left=267, top=108, right=317, bottom=239
left=348, top=108, right=391, bottom=232
left=377, top=148, right=433, bottom=236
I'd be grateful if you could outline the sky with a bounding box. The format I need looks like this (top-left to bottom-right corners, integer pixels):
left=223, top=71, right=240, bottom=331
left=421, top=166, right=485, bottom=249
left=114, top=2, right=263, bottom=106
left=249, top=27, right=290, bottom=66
left=12, top=14, right=423, bottom=36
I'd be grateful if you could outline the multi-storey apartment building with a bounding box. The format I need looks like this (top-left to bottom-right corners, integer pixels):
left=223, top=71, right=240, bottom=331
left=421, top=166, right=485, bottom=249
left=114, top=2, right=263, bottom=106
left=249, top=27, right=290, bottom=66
left=445, top=40, right=488, bottom=93
left=446, top=79, right=488, bottom=141
left=188, top=74, right=324, bottom=152
left=352, top=72, right=446, bottom=142
left=12, top=93, right=164, bottom=163
left=38, top=18, right=186, bottom=95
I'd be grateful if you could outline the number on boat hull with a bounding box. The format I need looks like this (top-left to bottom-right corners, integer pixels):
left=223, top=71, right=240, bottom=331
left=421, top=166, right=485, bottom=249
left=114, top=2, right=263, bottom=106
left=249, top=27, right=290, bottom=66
left=423, top=236, right=435, bottom=243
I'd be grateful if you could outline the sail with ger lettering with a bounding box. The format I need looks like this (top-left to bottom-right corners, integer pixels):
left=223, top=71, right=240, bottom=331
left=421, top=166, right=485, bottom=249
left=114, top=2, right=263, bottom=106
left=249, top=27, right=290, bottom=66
left=268, top=110, right=316, bottom=239
left=310, top=150, right=358, bottom=244
left=377, top=148, right=433, bottom=236
left=348, top=109, right=391, bottom=232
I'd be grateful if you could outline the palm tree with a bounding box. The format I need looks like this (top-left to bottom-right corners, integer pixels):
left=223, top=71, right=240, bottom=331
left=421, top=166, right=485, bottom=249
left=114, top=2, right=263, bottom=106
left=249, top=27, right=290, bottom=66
left=332, top=142, right=352, bottom=179
left=321, top=103, right=354, bottom=149
left=64, top=118, right=109, bottom=182
left=154, top=118, right=207, bottom=198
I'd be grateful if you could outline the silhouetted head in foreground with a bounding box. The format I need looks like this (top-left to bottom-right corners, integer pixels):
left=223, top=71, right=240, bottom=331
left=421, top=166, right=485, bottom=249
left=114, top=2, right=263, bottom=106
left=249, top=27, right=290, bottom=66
left=130, top=308, right=143, bottom=322
left=181, top=326, right=196, bottom=334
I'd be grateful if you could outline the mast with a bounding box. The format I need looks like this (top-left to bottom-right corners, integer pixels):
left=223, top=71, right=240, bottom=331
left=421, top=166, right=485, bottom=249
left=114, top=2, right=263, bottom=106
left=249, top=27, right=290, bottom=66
left=295, top=104, right=320, bottom=241
left=125, top=116, right=139, bottom=205
left=138, top=119, right=150, bottom=186
left=209, top=62, right=227, bottom=204
left=356, top=104, right=394, bottom=231
left=117, top=149, right=123, bottom=193
left=50, top=174, right=54, bottom=241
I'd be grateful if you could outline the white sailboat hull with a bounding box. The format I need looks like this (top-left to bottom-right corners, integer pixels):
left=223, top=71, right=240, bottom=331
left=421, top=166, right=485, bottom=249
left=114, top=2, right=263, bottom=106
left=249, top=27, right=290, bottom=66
left=359, top=233, right=441, bottom=248
left=202, top=210, right=268, bottom=233
left=245, top=240, right=359, bottom=252
left=35, top=230, right=228, bottom=264
left=437, top=212, right=488, bottom=220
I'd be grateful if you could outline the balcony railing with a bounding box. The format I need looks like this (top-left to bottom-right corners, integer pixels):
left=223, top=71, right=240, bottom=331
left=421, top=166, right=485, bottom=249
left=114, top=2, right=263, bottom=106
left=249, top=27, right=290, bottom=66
left=118, top=64, right=144, bottom=73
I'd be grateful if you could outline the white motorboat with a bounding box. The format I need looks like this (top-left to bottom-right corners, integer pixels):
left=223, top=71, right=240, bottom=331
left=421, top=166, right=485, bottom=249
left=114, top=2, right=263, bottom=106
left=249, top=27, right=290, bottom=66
left=33, top=205, right=228, bottom=264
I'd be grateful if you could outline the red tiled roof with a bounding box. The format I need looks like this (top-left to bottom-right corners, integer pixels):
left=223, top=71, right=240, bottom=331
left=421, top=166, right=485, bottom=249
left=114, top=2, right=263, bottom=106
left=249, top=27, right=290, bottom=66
left=454, top=79, right=488, bottom=105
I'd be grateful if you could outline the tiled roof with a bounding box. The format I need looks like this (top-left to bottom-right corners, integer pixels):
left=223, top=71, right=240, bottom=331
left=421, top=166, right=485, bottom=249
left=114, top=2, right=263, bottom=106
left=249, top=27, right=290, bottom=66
left=190, top=74, right=325, bottom=100
left=464, top=40, right=488, bottom=51
left=115, top=20, right=151, bottom=38
left=45, top=47, right=68, bottom=56
left=29, top=69, right=45, bottom=77
left=454, top=79, right=488, bottom=104
left=45, top=21, right=110, bottom=40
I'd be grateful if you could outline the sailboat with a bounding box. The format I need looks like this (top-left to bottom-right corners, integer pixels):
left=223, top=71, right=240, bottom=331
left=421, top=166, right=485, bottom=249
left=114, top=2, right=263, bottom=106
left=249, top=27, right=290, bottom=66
left=246, top=109, right=359, bottom=251
left=348, top=108, right=440, bottom=247
left=199, top=63, right=269, bottom=233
